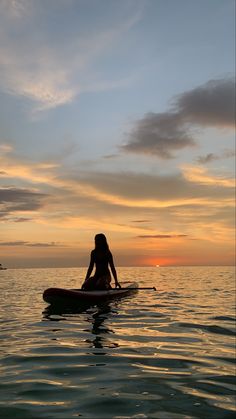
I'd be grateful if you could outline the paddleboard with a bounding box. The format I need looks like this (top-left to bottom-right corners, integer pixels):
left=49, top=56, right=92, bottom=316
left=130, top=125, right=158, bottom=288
left=43, top=282, right=138, bottom=306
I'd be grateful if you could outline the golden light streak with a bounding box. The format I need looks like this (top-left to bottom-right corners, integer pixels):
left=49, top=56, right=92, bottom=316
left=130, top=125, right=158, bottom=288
left=182, top=165, right=235, bottom=187
left=69, top=182, right=234, bottom=209
left=2, top=157, right=234, bottom=210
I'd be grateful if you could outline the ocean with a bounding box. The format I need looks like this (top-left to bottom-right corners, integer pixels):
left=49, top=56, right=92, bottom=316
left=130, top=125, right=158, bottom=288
left=0, top=266, right=235, bottom=419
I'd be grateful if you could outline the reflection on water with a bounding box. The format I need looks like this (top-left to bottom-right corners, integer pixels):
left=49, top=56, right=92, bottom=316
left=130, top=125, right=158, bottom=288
left=43, top=302, right=118, bottom=352
left=0, top=267, right=235, bottom=419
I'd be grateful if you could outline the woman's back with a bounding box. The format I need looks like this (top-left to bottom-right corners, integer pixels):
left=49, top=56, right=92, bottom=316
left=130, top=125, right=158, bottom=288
left=92, top=249, right=111, bottom=277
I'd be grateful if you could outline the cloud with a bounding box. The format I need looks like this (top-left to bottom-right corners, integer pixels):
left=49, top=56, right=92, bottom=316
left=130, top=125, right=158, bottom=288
left=132, top=219, right=150, bottom=223
left=0, top=187, right=47, bottom=219
left=122, top=78, right=235, bottom=158
left=182, top=165, right=235, bottom=187
left=122, top=112, right=196, bottom=158
left=175, top=78, right=235, bottom=128
left=29, top=242, right=59, bottom=247
left=0, top=240, right=60, bottom=247
left=0, top=152, right=62, bottom=188
left=12, top=217, right=32, bottom=222
left=0, top=187, right=47, bottom=207
left=77, top=169, right=234, bottom=206
left=0, top=0, right=32, bottom=19
left=137, top=234, right=188, bottom=239
left=0, top=143, right=14, bottom=153
left=197, top=153, right=220, bottom=164
left=196, top=149, right=236, bottom=164
left=0, top=1, right=143, bottom=112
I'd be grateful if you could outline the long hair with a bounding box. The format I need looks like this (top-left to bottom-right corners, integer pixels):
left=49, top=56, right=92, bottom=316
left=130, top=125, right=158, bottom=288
left=94, top=233, right=109, bottom=252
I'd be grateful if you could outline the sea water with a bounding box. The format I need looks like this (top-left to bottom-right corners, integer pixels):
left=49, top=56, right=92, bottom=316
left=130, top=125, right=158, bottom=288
left=0, top=266, right=235, bottom=419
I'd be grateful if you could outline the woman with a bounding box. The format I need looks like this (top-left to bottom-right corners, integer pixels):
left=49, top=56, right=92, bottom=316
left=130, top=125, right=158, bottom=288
left=82, top=234, right=121, bottom=290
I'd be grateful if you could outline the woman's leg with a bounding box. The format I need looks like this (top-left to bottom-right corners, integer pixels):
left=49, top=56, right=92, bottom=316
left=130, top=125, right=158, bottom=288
left=82, top=276, right=96, bottom=290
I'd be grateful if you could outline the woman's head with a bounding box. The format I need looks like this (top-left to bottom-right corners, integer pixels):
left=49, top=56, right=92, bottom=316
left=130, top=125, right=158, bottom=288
left=94, top=233, right=109, bottom=251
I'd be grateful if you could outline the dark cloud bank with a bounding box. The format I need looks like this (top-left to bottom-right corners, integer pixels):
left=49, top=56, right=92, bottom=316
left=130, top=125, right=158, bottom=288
left=121, top=77, right=235, bottom=158
left=0, top=187, right=47, bottom=219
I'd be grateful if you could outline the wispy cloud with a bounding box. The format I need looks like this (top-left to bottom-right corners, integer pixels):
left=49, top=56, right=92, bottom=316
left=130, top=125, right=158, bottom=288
left=1, top=0, right=32, bottom=19
left=0, top=1, right=143, bottom=112
left=0, top=240, right=60, bottom=247
left=182, top=165, right=235, bottom=188
left=137, top=234, right=188, bottom=239
left=132, top=219, right=151, bottom=223
left=0, top=143, right=14, bottom=153
left=196, top=149, right=236, bottom=164
left=13, top=217, right=32, bottom=222
left=121, top=78, right=235, bottom=158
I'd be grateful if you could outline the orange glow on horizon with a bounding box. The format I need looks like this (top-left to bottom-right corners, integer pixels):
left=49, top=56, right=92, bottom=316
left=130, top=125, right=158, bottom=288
left=140, top=257, right=178, bottom=267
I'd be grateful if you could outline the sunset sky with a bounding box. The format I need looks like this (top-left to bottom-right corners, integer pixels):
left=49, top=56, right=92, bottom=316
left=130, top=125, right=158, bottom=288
left=0, top=0, right=235, bottom=268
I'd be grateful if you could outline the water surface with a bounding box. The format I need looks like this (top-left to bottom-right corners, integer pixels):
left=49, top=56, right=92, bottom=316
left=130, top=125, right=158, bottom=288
left=0, top=266, right=235, bottom=418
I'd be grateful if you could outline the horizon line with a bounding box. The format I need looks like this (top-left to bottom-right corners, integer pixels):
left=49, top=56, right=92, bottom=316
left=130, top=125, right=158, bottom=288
left=2, top=264, right=235, bottom=270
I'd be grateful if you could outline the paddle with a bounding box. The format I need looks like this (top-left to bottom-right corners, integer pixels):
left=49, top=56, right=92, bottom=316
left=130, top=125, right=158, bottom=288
left=74, top=286, right=157, bottom=291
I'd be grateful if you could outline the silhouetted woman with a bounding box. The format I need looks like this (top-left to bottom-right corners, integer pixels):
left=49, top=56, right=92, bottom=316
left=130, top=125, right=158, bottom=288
left=82, top=234, right=121, bottom=290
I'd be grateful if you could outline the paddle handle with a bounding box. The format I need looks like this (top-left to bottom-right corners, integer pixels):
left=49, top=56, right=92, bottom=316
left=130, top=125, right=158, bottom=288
left=131, top=286, right=157, bottom=291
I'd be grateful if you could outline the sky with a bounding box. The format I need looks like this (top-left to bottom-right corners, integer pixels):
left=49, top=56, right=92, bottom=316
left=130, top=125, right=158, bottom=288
left=0, top=0, right=235, bottom=268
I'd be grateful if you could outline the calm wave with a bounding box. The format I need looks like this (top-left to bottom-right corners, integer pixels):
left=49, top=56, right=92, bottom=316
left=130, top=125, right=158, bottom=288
left=0, top=266, right=235, bottom=418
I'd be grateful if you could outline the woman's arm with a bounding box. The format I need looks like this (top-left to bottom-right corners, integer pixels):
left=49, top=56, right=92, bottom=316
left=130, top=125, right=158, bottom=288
left=109, top=252, right=121, bottom=288
left=85, top=251, right=95, bottom=280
